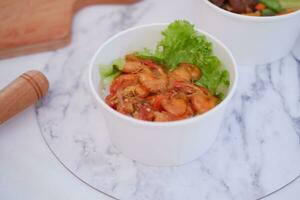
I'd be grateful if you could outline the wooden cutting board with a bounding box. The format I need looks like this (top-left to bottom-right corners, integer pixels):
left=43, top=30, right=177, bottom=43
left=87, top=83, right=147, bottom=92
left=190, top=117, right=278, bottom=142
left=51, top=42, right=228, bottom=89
left=0, top=0, right=138, bottom=59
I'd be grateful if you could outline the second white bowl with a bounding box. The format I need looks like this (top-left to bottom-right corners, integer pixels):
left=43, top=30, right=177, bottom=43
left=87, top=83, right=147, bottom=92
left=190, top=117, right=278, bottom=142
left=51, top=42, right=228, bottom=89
left=197, top=0, right=300, bottom=65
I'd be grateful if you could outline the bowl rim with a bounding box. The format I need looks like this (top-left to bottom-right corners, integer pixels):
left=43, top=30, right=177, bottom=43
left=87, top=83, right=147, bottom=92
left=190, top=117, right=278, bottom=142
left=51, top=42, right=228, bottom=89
left=88, top=23, right=238, bottom=127
left=204, top=0, right=300, bottom=21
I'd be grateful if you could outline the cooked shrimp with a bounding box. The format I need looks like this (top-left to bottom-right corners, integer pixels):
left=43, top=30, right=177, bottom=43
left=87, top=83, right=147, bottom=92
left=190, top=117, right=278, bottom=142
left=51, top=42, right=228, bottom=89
left=147, top=94, right=164, bottom=110
left=178, top=104, right=194, bottom=119
left=123, top=55, right=144, bottom=73
left=105, top=94, right=118, bottom=109
left=125, top=54, right=140, bottom=62
left=169, top=63, right=201, bottom=83
left=161, top=96, right=187, bottom=116
left=190, top=92, right=218, bottom=114
left=110, top=74, right=138, bottom=94
left=123, top=61, right=143, bottom=73
left=172, top=81, right=203, bottom=94
left=182, top=63, right=202, bottom=81
left=121, top=84, right=149, bottom=98
left=116, top=100, right=134, bottom=115
left=154, top=111, right=176, bottom=122
left=138, top=63, right=168, bottom=93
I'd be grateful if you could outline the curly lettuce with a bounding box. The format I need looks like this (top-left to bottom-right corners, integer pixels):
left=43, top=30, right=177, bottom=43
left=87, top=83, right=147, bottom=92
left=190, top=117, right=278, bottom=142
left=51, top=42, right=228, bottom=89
left=99, top=58, right=124, bottom=85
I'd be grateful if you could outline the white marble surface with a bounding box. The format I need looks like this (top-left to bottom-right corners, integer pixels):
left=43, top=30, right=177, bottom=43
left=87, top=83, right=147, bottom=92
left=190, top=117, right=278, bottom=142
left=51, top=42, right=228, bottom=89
left=0, top=0, right=300, bottom=199
left=0, top=104, right=299, bottom=200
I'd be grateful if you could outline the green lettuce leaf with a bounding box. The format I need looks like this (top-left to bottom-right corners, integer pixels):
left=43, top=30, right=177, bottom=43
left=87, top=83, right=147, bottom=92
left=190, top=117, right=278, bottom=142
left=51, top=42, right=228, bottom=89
left=99, top=58, right=124, bottom=85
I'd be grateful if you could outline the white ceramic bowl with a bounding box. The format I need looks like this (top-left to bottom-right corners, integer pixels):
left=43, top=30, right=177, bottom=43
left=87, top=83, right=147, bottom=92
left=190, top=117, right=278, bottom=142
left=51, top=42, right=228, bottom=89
left=196, top=0, right=300, bottom=65
left=89, top=23, right=238, bottom=166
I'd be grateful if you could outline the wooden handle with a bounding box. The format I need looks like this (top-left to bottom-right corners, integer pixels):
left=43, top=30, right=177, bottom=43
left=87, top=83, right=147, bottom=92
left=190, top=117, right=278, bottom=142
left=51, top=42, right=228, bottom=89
left=0, top=70, right=49, bottom=125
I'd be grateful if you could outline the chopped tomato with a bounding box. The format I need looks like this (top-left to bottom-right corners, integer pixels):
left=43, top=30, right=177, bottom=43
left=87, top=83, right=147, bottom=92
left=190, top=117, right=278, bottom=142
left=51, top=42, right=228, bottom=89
left=150, top=95, right=164, bottom=110
left=255, top=3, right=266, bottom=11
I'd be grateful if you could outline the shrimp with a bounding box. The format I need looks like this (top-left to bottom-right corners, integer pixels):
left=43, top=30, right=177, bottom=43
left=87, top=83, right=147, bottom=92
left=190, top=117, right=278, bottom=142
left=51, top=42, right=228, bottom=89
left=138, top=61, right=168, bottom=93
left=154, top=111, right=176, bottom=122
left=121, top=84, right=149, bottom=98
left=147, top=94, right=164, bottom=110
left=122, top=55, right=144, bottom=73
left=190, top=90, right=218, bottom=114
left=108, top=73, right=149, bottom=115
left=106, top=93, right=135, bottom=115
left=105, top=94, right=118, bottom=109
left=182, top=63, right=202, bottom=81
left=172, top=81, right=202, bottom=94
left=154, top=104, right=193, bottom=121
left=116, top=99, right=134, bottom=115
left=110, top=74, right=138, bottom=95
left=171, top=81, right=217, bottom=114
left=161, top=95, right=187, bottom=116
left=178, top=104, right=194, bottom=119
left=169, top=63, right=201, bottom=83
left=123, top=61, right=143, bottom=73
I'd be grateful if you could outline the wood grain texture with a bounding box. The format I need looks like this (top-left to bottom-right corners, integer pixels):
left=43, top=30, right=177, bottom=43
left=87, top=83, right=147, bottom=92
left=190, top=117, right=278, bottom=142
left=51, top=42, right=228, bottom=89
left=0, top=70, right=49, bottom=125
left=0, top=0, right=139, bottom=59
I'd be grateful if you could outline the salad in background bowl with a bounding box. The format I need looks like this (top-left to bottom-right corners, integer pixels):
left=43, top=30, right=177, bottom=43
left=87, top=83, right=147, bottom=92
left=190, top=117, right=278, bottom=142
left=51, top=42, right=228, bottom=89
left=89, top=20, right=238, bottom=166
left=210, top=0, right=300, bottom=16
left=197, top=0, right=300, bottom=65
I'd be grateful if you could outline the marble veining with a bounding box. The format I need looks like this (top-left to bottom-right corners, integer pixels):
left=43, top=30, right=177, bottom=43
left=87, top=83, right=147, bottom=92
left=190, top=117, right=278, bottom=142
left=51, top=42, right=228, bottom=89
left=34, top=0, right=300, bottom=199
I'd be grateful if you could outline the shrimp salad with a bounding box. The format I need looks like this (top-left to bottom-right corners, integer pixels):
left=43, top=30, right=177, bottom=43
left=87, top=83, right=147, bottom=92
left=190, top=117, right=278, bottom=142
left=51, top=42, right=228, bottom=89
left=99, top=20, right=230, bottom=122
